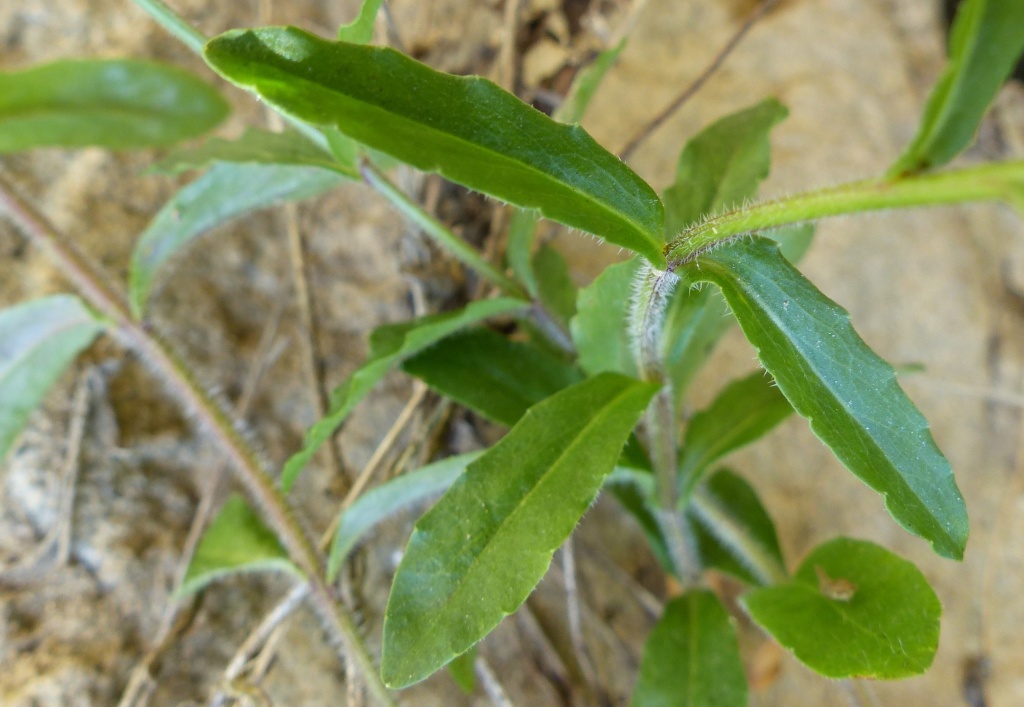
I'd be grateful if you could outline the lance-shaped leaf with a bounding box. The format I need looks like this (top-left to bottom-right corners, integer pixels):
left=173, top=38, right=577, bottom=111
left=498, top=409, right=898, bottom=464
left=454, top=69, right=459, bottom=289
left=663, top=98, right=788, bottom=236
left=337, top=0, right=383, bottom=43
left=281, top=298, right=528, bottom=492
left=130, top=162, right=347, bottom=316
left=743, top=537, right=941, bottom=679
left=401, top=328, right=582, bottom=427
left=678, top=371, right=793, bottom=493
left=683, top=237, right=968, bottom=559
left=891, top=0, right=1024, bottom=175
left=203, top=27, right=666, bottom=264
left=151, top=127, right=355, bottom=176
left=179, top=495, right=301, bottom=596
left=0, top=59, right=228, bottom=152
left=327, top=451, right=483, bottom=581
left=570, top=257, right=641, bottom=377
left=688, top=469, right=787, bottom=586
left=447, top=647, right=477, bottom=694
left=532, top=244, right=578, bottom=328
left=381, top=373, right=659, bottom=687
left=632, top=589, right=747, bottom=707
left=0, top=296, right=104, bottom=462
left=506, top=208, right=540, bottom=298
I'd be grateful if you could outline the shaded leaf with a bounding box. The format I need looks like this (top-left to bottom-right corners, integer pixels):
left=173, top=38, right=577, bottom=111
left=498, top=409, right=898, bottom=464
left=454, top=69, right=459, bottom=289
left=632, top=589, right=747, bottom=707
left=688, top=469, right=787, bottom=586
left=281, top=298, right=528, bottom=492
left=532, top=243, right=577, bottom=327
left=151, top=127, right=355, bottom=176
left=0, top=296, right=103, bottom=462
left=660, top=285, right=731, bottom=409
left=381, top=373, right=659, bottom=687
left=570, top=257, right=641, bottom=377
left=767, top=223, right=815, bottom=264
left=447, top=647, right=477, bottom=695
left=0, top=59, right=228, bottom=152
left=678, top=371, right=793, bottom=493
left=327, top=452, right=483, bottom=581
left=401, top=327, right=582, bottom=427
left=891, top=0, right=1024, bottom=174
left=662, top=98, right=788, bottom=236
left=130, top=162, right=347, bottom=316
left=204, top=27, right=666, bottom=264
left=743, top=537, right=940, bottom=679
left=506, top=208, right=540, bottom=298
left=684, top=236, right=968, bottom=559
left=554, top=40, right=626, bottom=124
left=179, top=495, right=301, bottom=596
left=604, top=468, right=675, bottom=576
left=337, top=0, right=383, bottom=43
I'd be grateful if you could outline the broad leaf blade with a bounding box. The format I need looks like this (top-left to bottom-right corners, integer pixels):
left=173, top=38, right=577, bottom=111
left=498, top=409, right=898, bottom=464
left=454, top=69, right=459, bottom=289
left=179, top=495, right=302, bottom=596
left=663, top=98, right=788, bottom=236
left=678, top=371, right=793, bottom=492
left=204, top=27, right=666, bottom=264
left=0, top=296, right=104, bottom=462
left=337, top=0, right=383, bottom=43
left=632, top=589, right=747, bottom=707
left=0, top=59, right=228, bottom=152
left=281, top=298, right=528, bottom=492
left=570, top=257, right=641, bottom=377
left=891, top=0, right=1024, bottom=174
left=130, top=162, right=347, bottom=316
left=401, top=328, right=582, bottom=427
left=328, top=452, right=482, bottom=580
left=688, top=469, right=786, bottom=586
left=151, top=127, right=356, bottom=176
left=532, top=244, right=577, bottom=327
left=381, top=373, right=659, bottom=687
left=685, top=237, right=968, bottom=559
left=743, top=537, right=940, bottom=679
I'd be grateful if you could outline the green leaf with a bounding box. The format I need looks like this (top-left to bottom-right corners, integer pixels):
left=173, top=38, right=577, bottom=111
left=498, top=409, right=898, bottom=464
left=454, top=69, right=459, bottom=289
left=130, top=162, right=347, bottom=317
left=337, top=0, right=383, bottom=43
left=891, top=0, right=1024, bottom=174
left=203, top=27, right=666, bottom=264
left=742, top=537, right=941, bottom=679
left=179, top=495, right=302, bottom=596
left=532, top=244, right=578, bottom=327
left=381, top=373, right=659, bottom=687
left=688, top=469, right=786, bottom=586
left=447, top=647, right=477, bottom=694
left=678, top=371, right=793, bottom=493
left=684, top=236, right=968, bottom=559
left=604, top=469, right=675, bottom=576
left=401, top=328, right=583, bottom=427
left=767, top=223, right=815, bottom=264
left=632, top=589, right=747, bottom=707
left=570, top=257, right=641, bottom=377
left=0, top=59, right=228, bottom=152
left=663, top=98, right=788, bottom=236
left=506, top=208, right=540, bottom=298
left=150, top=127, right=356, bottom=177
left=281, top=298, right=528, bottom=492
left=327, top=452, right=483, bottom=581
left=554, top=40, right=626, bottom=125
left=0, top=295, right=104, bottom=462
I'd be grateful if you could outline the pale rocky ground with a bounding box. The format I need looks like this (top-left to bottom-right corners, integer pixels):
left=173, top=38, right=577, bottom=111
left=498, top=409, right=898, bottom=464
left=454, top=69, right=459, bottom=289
left=1, top=0, right=1023, bottom=705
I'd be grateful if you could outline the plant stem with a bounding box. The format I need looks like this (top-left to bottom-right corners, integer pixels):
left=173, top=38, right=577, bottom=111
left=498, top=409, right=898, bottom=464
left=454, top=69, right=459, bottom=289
left=359, top=161, right=529, bottom=299
left=0, top=175, right=395, bottom=707
left=133, top=0, right=206, bottom=54
left=665, top=160, right=1024, bottom=266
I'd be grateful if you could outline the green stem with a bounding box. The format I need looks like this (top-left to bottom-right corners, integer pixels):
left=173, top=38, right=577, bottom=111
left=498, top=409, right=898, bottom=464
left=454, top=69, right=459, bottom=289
left=665, top=160, right=1024, bottom=266
left=360, top=161, right=529, bottom=299
left=688, top=488, right=788, bottom=585
left=0, top=176, right=396, bottom=707
left=133, top=0, right=206, bottom=54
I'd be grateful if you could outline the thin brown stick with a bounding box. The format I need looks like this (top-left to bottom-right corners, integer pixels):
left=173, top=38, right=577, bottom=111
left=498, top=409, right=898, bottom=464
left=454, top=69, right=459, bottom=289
left=475, top=655, right=515, bottom=707
left=560, top=538, right=599, bottom=696
left=618, top=0, right=782, bottom=161
left=0, top=174, right=394, bottom=707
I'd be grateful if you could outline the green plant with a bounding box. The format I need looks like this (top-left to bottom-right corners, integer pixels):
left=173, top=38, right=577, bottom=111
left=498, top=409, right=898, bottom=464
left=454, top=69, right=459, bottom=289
left=1, top=0, right=1022, bottom=704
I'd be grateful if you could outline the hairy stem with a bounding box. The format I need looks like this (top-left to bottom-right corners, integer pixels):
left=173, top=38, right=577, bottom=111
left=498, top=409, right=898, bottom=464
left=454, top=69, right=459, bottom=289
left=0, top=176, right=394, bottom=707
left=665, top=160, right=1024, bottom=266
left=360, top=161, right=528, bottom=298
